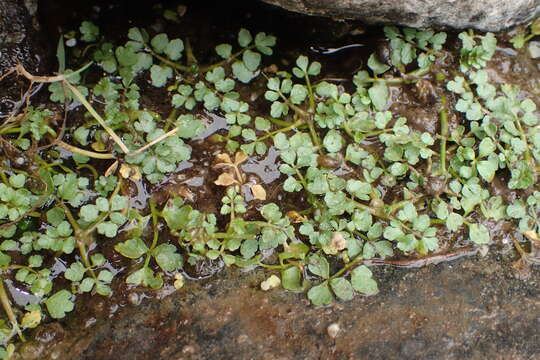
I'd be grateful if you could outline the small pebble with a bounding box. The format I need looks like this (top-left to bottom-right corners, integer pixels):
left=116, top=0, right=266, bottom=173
left=528, top=41, right=540, bottom=59
left=127, top=292, right=140, bottom=305
left=327, top=323, right=340, bottom=339
left=65, top=38, right=77, bottom=47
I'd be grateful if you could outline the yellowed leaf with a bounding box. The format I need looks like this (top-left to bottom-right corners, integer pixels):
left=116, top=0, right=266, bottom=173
left=119, top=163, right=131, bottom=179
left=174, top=273, right=184, bottom=289
left=119, top=163, right=142, bottom=181
left=214, top=172, right=238, bottom=186
left=250, top=184, right=267, bottom=200
left=21, top=310, right=41, bottom=329
left=286, top=210, right=308, bottom=223
left=91, top=141, right=106, bottom=152
left=524, top=230, right=540, bottom=244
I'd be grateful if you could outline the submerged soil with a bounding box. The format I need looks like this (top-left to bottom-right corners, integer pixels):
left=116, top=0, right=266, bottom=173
left=17, top=254, right=540, bottom=360
left=3, top=0, right=540, bottom=359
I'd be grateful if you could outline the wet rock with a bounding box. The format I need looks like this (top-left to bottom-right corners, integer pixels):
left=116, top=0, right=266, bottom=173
left=261, top=0, right=540, bottom=31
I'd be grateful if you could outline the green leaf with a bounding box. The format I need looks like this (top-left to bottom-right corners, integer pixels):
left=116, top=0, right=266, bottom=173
left=308, top=254, right=330, bottom=279
left=232, top=61, right=254, bottom=84
left=151, top=33, right=169, bottom=53
left=290, top=84, right=308, bottom=104
left=215, top=44, right=232, bottom=59
left=315, top=82, right=338, bottom=99
left=368, top=81, right=388, bottom=111
left=80, top=21, right=99, bottom=42
left=97, top=270, right=114, bottom=283
left=477, top=158, right=498, bottom=182
left=97, top=222, right=118, bottom=238
left=478, top=138, right=495, bottom=158
left=254, top=32, right=276, bottom=55
left=281, top=266, right=303, bottom=291
left=79, top=205, right=98, bottom=223
left=323, top=130, right=344, bottom=153
left=367, top=53, right=390, bottom=75
left=307, top=62, right=321, bottom=76
left=128, top=27, right=145, bottom=42
left=330, top=278, right=354, bottom=301
left=153, top=243, right=183, bottom=272
left=64, top=262, right=86, bottom=282
left=468, top=223, right=490, bottom=244
left=307, top=282, right=333, bottom=306
left=296, top=55, right=309, bottom=72
left=80, top=277, right=95, bottom=292
left=260, top=203, right=283, bottom=223
left=164, top=38, right=184, bottom=61
left=126, top=267, right=163, bottom=289
left=351, top=265, right=378, bottom=295
left=238, top=28, right=252, bottom=47
left=45, top=290, right=74, bottom=319
left=115, top=237, right=149, bottom=259
left=9, top=174, right=25, bottom=188
left=150, top=65, right=173, bottom=87
left=242, top=50, right=261, bottom=71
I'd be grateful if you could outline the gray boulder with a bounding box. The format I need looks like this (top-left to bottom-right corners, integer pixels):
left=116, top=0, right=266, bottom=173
left=261, top=0, right=540, bottom=31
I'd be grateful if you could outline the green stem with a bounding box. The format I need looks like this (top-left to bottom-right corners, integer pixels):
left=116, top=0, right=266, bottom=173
left=144, top=200, right=160, bottom=268
left=257, top=120, right=302, bottom=142
left=513, top=115, right=533, bottom=163
left=164, top=108, right=178, bottom=132
left=304, top=72, right=316, bottom=112
left=76, top=163, right=99, bottom=179
left=306, top=115, right=322, bottom=154
left=78, top=241, right=96, bottom=279
left=0, top=276, right=25, bottom=342
left=147, top=48, right=192, bottom=72
left=438, top=96, right=448, bottom=176
left=258, top=263, right=292, bottom=270
left=348, top=196, right=389, bottom=220
left=211, top=233, right=256, bottom=240
left=268, top=117, right=295, bottom=127
left=0, top=170, right=8, bottom=185
left=0, top=127, right=21, bottom=135
left=330, top=253, right=364, bottom=280
left=199, top=44, right=256, bottom=73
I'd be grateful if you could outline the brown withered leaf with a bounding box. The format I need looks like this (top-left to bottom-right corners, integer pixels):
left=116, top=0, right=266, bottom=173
left=234, top=151, right=248, bottom=165
left=214, top=172, right=239, bottom=186
left=250, top=184, right=267, bottom=200
left=330, top=232, right=347, bottom=251
left=286, top=210, right=308, bottom=223
left=215, top=153, right=232, bottom=165
left=105, top=160, right=119, bottom=177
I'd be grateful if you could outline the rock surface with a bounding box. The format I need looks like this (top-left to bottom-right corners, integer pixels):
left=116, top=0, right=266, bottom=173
left=261, top=0, right=540, bottom=31
left=16, top=253, right=540, bottom=360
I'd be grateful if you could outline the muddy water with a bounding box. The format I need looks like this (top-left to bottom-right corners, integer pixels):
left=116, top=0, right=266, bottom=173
left=9, top=0, right=540, bottom=358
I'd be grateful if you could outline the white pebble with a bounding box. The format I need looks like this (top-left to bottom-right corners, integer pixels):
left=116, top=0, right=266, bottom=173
left=327, top=323, right=340, bottom=339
